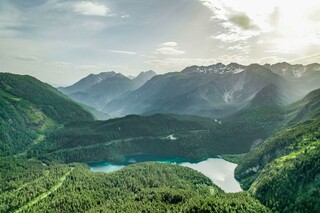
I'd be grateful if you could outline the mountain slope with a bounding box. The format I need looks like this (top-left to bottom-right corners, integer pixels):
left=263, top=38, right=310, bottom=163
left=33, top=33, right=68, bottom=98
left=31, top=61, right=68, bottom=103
left=264, top=62, right=320, bottom=79
left=249, top=83, right=286, bottom=107
left=0, top=73, right=93, bottom=156
left=58, top=71, right=117, bottom=95
left=64, top=71, right=156, bottom=111
left=288, top=88, right=320, bottom=123
left=69, top=74, right=136, bottom=110
left=0, top=73, right=93, bottom=123
left=235, top=88, right=320, bottom=212
left=132, top=70, right=157, bottom=88
left=264, top=62, right=320, bottom=96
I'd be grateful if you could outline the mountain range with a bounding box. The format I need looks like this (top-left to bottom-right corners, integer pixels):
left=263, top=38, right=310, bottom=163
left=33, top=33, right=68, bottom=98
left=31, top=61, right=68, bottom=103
left=58, top=63, right=320, bottom=119
left=59, top=70, right=156, bottom=111
left=101, top=63, right=319, bottom=118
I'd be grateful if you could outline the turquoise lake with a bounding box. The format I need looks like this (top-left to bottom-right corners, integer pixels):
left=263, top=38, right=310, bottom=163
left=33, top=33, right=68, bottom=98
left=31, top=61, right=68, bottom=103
left=89, top=154, right=242, bottom=193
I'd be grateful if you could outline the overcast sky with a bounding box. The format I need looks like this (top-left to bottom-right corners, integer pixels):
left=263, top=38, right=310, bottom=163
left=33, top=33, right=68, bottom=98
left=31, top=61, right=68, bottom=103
left=1, top=0, right=320, bottom=85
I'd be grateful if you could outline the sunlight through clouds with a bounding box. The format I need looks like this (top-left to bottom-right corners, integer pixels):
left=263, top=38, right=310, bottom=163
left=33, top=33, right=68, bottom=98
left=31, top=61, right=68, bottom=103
left=200, top=0, right=320, bottom=52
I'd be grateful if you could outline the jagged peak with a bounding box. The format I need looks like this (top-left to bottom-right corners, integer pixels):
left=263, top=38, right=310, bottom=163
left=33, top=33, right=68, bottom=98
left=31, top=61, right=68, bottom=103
left=136, top=70, right=157, bottom=77
left=182, top=63, right=246, bottom=74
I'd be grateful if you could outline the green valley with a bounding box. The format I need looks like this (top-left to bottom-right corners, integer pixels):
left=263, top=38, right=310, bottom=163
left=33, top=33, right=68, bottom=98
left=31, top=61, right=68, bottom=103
left=0, top=72, right=319, bottom=212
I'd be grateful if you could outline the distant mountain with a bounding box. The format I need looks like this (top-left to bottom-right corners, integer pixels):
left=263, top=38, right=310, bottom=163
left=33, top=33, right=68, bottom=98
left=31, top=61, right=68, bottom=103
left=60, top=71, right=156, bottom=112
left=182, top=62, right=246, bottom=74
left=264, top=62, right=305, bottom=78
left=132, top=70, right=157, bottom=88
left=69, top=74, right=135, bottom=110
left=264, top=62, right=320, bottom=93
left=104, top=64, right=293, bottom=117
left=59, top=71, right=117, bottom=95
left=264, top=62, right=320, bottom=78
left=58, top=63, right=319, bottom=118
left=249, top=83, right=286, bottom=108
left=286, top=88, right=320, bottom=123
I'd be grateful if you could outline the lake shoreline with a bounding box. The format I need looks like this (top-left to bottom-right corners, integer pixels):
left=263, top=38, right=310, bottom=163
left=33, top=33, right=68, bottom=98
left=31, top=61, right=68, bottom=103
left=89, top=154, right=243, bottom=193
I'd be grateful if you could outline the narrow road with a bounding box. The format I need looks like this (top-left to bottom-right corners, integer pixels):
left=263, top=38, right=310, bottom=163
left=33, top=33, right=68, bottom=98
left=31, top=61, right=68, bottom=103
left=15, top=134, right=45, bottom=157
left=14, top=170, right=50, bottom=192
left=43, top=136, right=161, bottom=156
left=43, top=129, right=207, bottom=157
left=14, top=167, right=74, bottom=213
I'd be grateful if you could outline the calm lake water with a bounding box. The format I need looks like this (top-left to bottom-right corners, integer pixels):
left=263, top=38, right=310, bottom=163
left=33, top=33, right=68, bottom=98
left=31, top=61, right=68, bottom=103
left=89, top=154, right=242, bottom=193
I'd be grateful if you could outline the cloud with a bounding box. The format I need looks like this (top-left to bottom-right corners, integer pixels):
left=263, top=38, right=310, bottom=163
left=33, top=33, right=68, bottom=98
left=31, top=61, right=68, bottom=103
left=200, top=0, right=276, bottom=42
left=227, top=44, right=252, bottom=53
left=12, top=55, right=42, bottom=63
left=146, top=57, right=216, bottom=72
left=288, top=53, right=320, bottom=64
left=108, top=50, right=137, bottom=55
left=54, top=61, right=73, bottom=66
left=228, top=13, right=258, bottom=30
left=212, top=32, right=255, bottom=43
left=265, top=35, right=320, bottom=54
left=74, top=1, right=109, bottom=16
left=79, top=64, right=105, bottom=72
left=258, top=56, right=287, bottom=65
left=201, top=0, right=320, bottom=63
left=156, top=42, right=185, bottom=55
left=160, top=42, right=178, bottom=47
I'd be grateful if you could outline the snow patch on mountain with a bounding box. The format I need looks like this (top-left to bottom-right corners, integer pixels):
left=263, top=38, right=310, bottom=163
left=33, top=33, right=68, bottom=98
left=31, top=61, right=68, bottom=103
left=223, top=73, right=246, bottom=103
left=293, top=68, right=305, bottom=78
left=183, top=63, right=245, bottom=75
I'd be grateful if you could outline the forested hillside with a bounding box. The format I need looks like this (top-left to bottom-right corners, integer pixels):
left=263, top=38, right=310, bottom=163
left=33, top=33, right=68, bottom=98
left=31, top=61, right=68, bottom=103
left=235, top=89, right=320, bottom=212
left=0, top=73, right=93, bottom=156
left=0, top=73, right=93, bottom=123
left=0, top=159, right=270, bottom=212
left=29, top=109, right=285, bottom=163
